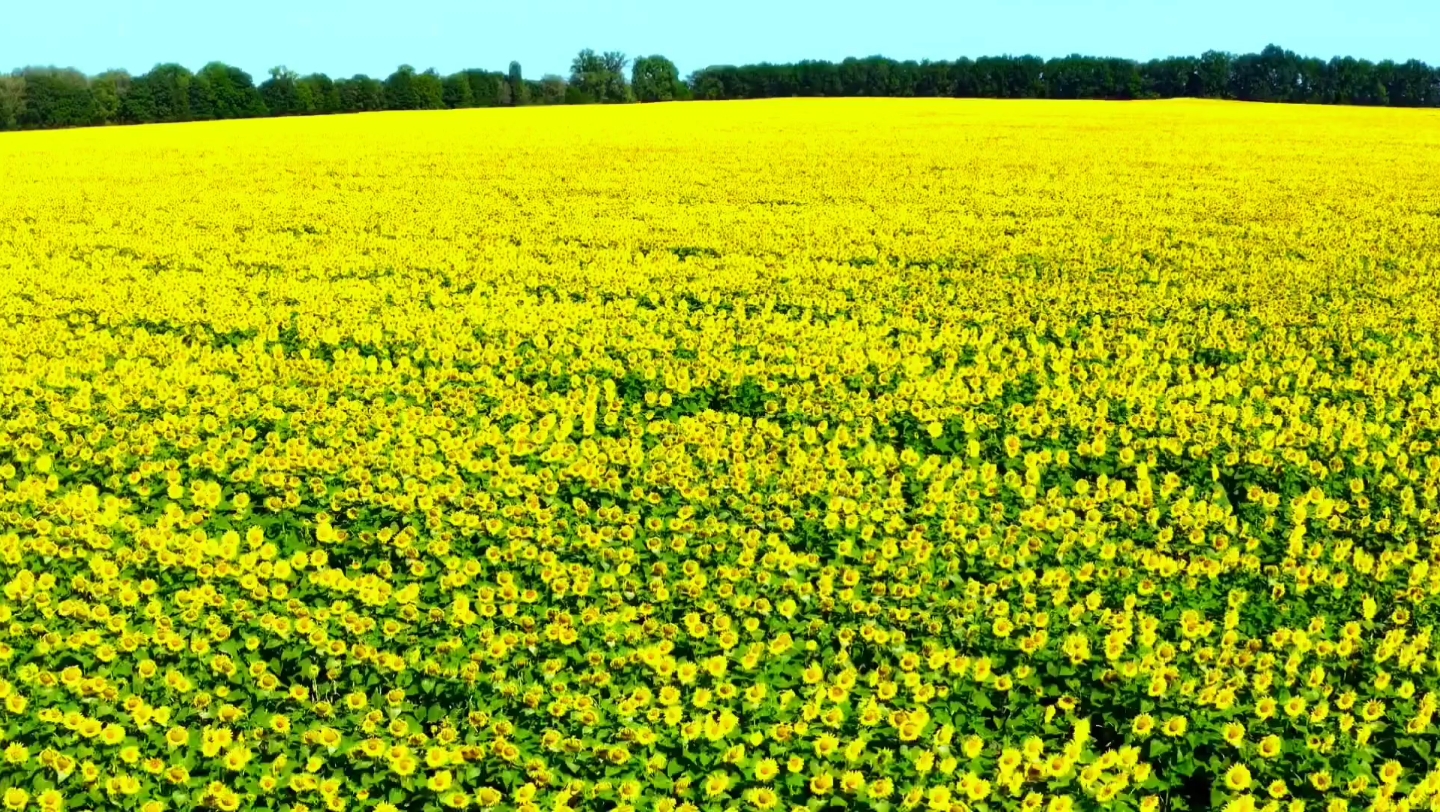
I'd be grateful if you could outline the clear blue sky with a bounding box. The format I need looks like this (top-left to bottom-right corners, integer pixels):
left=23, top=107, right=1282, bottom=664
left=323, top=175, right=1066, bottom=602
left=4, top=0, right=1437, bottom=79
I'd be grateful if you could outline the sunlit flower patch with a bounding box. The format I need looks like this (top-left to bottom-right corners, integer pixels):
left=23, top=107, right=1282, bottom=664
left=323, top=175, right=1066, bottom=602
left=2, top=98, right=1440, bottom=812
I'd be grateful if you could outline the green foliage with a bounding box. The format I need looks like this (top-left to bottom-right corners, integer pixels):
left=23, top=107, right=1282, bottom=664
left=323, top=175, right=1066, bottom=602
left=412, top=69, right=445, bottom=110
left=89, top=70, right=129, bottom=124
left=301, top=73, right=342, bottom=114
left=260, top=66, right=310, bottom=116
left=536, top=74, right=568, bottom=105
left=197, top=63, right=267, bottom=119
left=632, top=55, right=681, bottom=102
left=458, top=69, right=507, bottom=107
left=379, top=66, right=443, bottom=110
left=145, top=63, right=195, bottom=122
left=687, top=46, right=1440, bottom=106
left=14, top=67, right=94, bottom=128
left=508, top=61, right=528, bottom=106
left=570, top=49, right=631, bottom=103
left=0, top=75, right=25, bottom=130
left=442, top=72, right=474, bottom=109
left=336, top=75, right=385, bottom=112
left=188, top=71, right=219, bottom=120
left=119, top=73, right=156, bottom=123
left=382, top=64, right=421, bottom=111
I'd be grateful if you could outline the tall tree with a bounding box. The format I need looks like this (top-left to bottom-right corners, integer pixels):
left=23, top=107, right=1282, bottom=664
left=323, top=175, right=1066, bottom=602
left=1230, top=44, right=1302, bottom=102
left=1193, top=51, right=1233, bottom=98
left=300, top=74, right=340, bottom=113
left=15, top=67, right=94, bottom=128
left=914, top=60, right=953, bottom=97
left=188, top=70, right=219, bottom=120
left=383, top=65, right=421, bottom=110
left=1386, top=59, right=1439, bottom=107
left=1325, top=56, right=1388, bottom=105
left=507, top=61, right=528, bottom=105
left=632, top=55, right=680, bottom=102
left=413, top=69, right=445, bottom=109
left=687, top=68, right=727, bottom=101
left=120, top=74, right=157, bottom=123
left=260, top=66, right=309, bottom=116
left=570, top=49, right=630, bottom=103
left=0, top=75, right=24, bottom=130
left=537, top=74, right=567, bottom=105
left=90, top=70, right=131, bottom=124
left=144, top=63, right=194, bottom=122
left=196, top=63, right=266, bottom=119
left=442, top=72, right=474, bottom=108
left=336, top=75, right=385, bottom=112
left=458, top=69, right=507, bottom=107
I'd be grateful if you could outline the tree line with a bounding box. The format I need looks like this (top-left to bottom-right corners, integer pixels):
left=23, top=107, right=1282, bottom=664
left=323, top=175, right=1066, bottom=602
left=689, top=46, right=1440, bottom=106
left=2, top=44, right=1436, bottom=131
left=0, top=49, right=683, bottom=130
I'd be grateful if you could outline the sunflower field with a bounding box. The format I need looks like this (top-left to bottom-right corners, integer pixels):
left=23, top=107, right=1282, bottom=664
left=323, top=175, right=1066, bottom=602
left=3, top=98, right=1440, bottom=812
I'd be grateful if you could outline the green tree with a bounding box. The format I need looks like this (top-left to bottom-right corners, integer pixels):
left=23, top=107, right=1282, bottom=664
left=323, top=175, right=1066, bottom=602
left=336, top=75, right=385, bottom=112
left=384, top=65, right=419, bottom=110
left=631, top=55, right=680, bottom=102
left=300, top=74, right=340, bottom=113
left=142, top=63, right=194, bottom=122
left=188, top=71, right=218, bottom=120
left=196, top=63, right=266, bottom=119
left=570, top=49, right=630, bottom=103
left=0, top=75, right=23, bottom=130
left=260, top=66, right=309, bottom=115
left=1193, top=51, right=1233, bottom=98
left=120, top=74, right=157, bottom=123
left=1387, top=59, right=1439, bottom=106
left=16, top=67, right=94, bottom=128
left=414, top=69, right=445, bottom=109
left=90, top=70, right=130, bottom=124
left=458, top=70, right=506, bottom=107
left=442, top=73, right=474, bottom=108
left=687, top=68, right=726, bottom=100
left=537, top=74, right=567, bottom=105
left=508, top=61, right=528, bottom=105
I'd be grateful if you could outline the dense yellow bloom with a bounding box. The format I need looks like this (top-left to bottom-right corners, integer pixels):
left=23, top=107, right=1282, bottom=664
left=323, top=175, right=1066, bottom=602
left=2, top=97, right=1440, bottom=812
left=1223, top=723, right=1245, bottom=747
left=427, top=771, right=454, bottom=793
left=704, top=772, right=730, bottom=798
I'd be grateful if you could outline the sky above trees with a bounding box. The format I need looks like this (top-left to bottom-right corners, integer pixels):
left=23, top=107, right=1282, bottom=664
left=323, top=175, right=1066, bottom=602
left=2, top=0, right=1437, bottom=80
